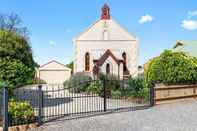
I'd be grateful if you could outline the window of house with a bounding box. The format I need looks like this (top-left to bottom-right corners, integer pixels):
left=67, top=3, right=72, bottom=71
left=106, top=63, right=110, bottom=74
left=85, top=52, right=90, bottom=71
left=103, top=30, right=108, bottom=40
left=122, top=52, right=127, bottom=71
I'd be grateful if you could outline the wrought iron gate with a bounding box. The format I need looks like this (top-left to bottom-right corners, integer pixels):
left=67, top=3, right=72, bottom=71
left=14, top=79, right=153, bottom=123
left=40, top=80, right=151, bottom=122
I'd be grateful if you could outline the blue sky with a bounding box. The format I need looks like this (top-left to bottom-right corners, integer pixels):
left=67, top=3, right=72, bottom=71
left=1, top=0, right=197, bottom=65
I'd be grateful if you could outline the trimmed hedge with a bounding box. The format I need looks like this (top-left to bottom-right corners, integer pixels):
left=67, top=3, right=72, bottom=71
left=145, top=50, right=197, bottom=85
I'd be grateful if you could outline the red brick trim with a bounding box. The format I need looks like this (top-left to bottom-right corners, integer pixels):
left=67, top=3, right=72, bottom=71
left=94, top=49, right=123, bottom=66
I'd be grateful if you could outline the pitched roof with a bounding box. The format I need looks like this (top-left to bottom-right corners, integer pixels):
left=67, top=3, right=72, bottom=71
left=173, top=41, right=197, bottom=57
left=39, top=60, right=71, bottom=71
left=94, top=49, right=123, bottom=66
left=74, top=19, right=137, bottom=41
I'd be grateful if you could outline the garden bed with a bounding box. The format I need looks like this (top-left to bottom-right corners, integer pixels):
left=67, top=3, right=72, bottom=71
left=0, top=123, right=37, bottom=131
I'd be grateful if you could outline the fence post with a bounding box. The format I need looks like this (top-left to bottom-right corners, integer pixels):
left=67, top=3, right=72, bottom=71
left=150, top=83, right=155, bottom=107
left=38, top=85, right=43, bottom=125
left=3, top=85, right=9, bottom=131
left=103, top=79, right=107, bottom=112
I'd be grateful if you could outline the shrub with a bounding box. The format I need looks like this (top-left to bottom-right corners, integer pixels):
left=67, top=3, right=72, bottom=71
left=64, top=72, right=92, bottom=93
left=8, top=99, right=35, bottom=125
left=111, top=90, right=122, bottom=98
left=97, top=73, right=120, bottom=90
left=87, top=81, right=102, bottom=94
left=126, top=77, right=149, bottom=99
left=32, top=77, right=47, bottom=84
left=145, top=50, right=197, bottom=85
left=0, top=58, right=34, bottom=92
left=128, top=77, right=144, bottom=93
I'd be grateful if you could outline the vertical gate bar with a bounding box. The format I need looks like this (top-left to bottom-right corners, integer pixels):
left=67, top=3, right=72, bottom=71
left=103, top=79, right=107, bottom=112
left=3, top=85, right=8, bottom=131
left=38, top=85, right=43, bottom=125
left=150, top=83, right=155, bottom=107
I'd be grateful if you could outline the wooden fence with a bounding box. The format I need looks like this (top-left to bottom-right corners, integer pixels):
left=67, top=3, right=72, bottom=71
left=154, top=84, right=197, bottom=104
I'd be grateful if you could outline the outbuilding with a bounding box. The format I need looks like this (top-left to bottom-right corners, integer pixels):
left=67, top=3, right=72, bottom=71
left=37, top=60, right=71, bottom=84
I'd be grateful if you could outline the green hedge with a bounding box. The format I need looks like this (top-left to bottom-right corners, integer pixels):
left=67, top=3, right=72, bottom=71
left=145, top=50, right=197, bottom=85
left=0, top=58, right=34, bottom=91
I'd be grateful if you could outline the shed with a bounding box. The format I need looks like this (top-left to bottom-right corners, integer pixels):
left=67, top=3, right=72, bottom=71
left=37, top=60, right=71, bottom=84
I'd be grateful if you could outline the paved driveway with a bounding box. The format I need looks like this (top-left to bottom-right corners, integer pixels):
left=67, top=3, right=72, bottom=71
left=30, top=99, right=197, bottom=131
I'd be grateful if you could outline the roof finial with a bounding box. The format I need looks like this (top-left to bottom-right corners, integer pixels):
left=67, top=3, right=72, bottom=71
left=101, top=3, right=110, bottom=20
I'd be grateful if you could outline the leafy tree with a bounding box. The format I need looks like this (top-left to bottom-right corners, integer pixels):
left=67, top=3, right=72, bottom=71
left=0, top=13, right=35, bottom=90
left=145, top=50, right=197, bottom=85
left=66, top=61, right=73, bottom=73
left=0, top=30, right=35, bottom=68
left=0, top=13, right=29, bottom=38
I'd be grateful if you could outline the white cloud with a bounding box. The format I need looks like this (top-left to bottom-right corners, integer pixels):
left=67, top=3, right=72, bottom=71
left=139, top=14, right=153, bottom=24
left=188, top=10, right=197, bottom=18
left=49, top=40, right=57, bottom=46
left=181, top=19, right=197, bottom=30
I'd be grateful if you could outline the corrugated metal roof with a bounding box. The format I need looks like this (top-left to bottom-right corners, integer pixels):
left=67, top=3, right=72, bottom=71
left=173, top=41, right=197, bottom=57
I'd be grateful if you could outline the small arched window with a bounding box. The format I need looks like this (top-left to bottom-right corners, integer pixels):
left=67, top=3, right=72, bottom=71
left=103, top=30, right=108, bottom=40
left=106, top=63, right=110, bottom=74
left=122, top=52, right=127, bottom=71
left=85, top=52, right=90, bottom=71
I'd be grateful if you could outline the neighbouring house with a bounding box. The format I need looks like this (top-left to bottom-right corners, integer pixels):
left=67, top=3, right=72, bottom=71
left=36, top=60, right=71, bottom=84
left=173, top=41, right=197, bottom=57
left=73, top=4, right=139, bottom=79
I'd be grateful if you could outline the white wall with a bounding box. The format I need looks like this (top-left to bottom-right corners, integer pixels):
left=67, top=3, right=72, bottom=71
left=37, top=61, right=71, bottom=84
left=39, top=70, right=70, bottom=84
left=73, top=19, right=139, bottom=77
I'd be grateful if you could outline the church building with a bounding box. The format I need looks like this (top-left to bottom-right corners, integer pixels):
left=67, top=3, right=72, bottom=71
left=73, top=4, right=139, bottom=79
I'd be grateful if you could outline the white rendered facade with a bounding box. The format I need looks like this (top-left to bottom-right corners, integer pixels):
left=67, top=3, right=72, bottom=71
left=73, top=4, right=139, bottom=78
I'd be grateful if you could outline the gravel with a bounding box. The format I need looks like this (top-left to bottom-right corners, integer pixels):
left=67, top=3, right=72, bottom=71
left=30, top=99, right=197, bottom=131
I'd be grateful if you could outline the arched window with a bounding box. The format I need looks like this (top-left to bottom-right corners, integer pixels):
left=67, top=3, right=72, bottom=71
left=85, top=52, right=90, bottom=71
left=103, top=30, right=108, bottom=40
left=106, top=63, right=110, bottom=74
left=122, top=52, right=127, bottom=71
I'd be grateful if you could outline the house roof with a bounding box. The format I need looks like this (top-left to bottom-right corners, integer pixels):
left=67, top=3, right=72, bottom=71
left=74, top=4, right=137, bottom=41
left=39, top=60, right=71, bottom=71
left=74, top=19, right=137, bottom=41
left=173, top=41, right=197, bottom=57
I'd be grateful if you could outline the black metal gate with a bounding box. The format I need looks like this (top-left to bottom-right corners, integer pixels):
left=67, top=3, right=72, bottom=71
left=42, top=80, right=105, bottom=122
left=0, top=88, right=3, bottom=129
left=40, top=79, right=151, bottom=122
left=13, top=79, right=153, bottom=124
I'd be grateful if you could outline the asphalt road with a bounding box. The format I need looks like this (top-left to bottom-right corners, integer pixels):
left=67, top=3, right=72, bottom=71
left=30, top=99, right=197, bottom=131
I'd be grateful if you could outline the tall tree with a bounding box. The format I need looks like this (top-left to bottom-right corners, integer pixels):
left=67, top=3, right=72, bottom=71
left=0, top=13, right=35, bottom=90
left=0, top=13, right=29, bottom=39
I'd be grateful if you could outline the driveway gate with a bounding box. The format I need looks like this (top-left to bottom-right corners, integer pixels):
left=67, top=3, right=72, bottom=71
left=14, top=80, right=153, bottom=123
